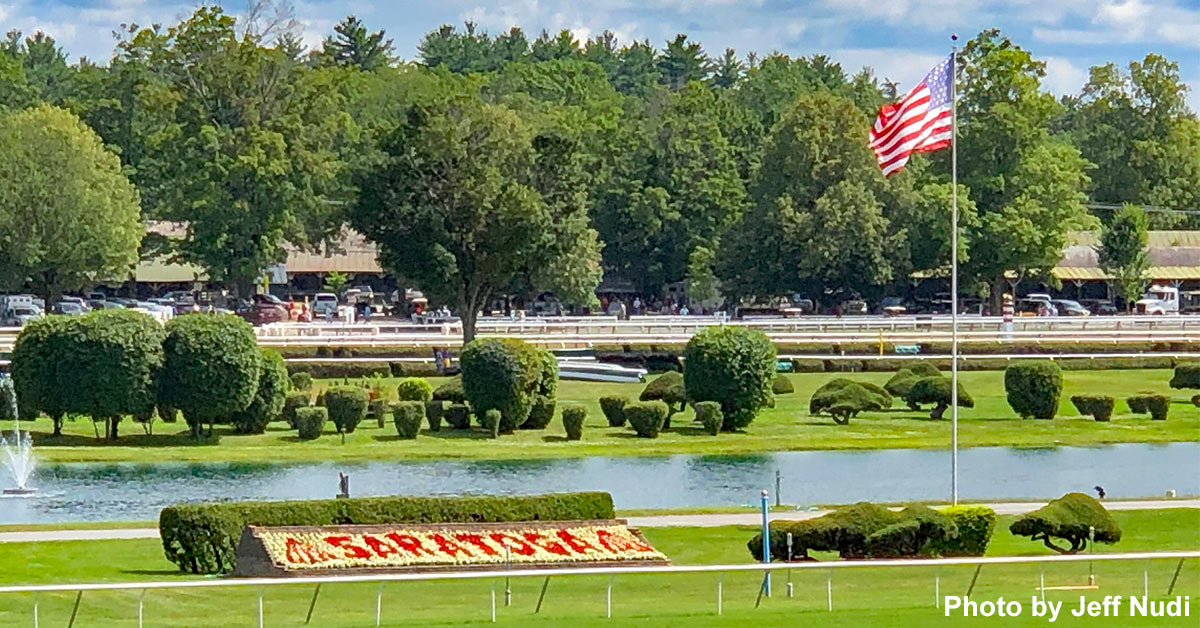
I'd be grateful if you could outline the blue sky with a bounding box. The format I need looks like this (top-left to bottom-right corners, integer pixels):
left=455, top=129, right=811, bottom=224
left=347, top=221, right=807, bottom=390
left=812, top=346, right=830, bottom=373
left=3, top=0, right=1197, bottom=110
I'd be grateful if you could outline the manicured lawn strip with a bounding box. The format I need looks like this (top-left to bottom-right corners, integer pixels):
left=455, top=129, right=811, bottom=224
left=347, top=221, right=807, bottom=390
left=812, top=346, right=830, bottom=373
left=5, top=370, right=1198, bottom=464
left=0, top=521, right=155, bottom=533
left=0, top=511, right=1195, bottom=627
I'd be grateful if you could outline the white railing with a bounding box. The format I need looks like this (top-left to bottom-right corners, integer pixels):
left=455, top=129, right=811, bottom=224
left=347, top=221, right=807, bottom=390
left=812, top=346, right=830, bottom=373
left=0, top=551, right=1193, bottom=627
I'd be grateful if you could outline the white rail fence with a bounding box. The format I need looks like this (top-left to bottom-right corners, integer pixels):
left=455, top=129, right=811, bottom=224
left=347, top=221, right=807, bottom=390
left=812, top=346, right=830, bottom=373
left=0, top=551, right=1195, bottom=627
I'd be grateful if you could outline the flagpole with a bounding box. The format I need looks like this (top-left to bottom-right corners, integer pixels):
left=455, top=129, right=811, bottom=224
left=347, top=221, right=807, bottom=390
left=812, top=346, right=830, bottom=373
left=950, top=35, right=960, bottom=506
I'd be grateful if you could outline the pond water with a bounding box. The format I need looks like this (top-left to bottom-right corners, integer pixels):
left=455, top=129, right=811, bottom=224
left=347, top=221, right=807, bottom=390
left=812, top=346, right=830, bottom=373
left=2, top=442, right=1196, bottom=524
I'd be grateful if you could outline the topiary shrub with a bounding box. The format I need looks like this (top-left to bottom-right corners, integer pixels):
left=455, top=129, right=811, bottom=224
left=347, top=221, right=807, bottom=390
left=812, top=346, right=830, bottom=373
left=809, top=379, right=892, bottom=424
left=694, top=401, right=723, bottom=436
left=930, top=506, right=997, bottom=557
left=864, top=506, right=957, bottom=559
left=682, top=326, right=776, bottom=431
left=1168, top=363, right=1200, bottom=390
left=323, top=386, right=369, bottom=434
left=161, top=314, right=260, bottom=437
left=1071, top=395, right=1115, bottom=422
left=640, top=372, right=687, bottom=421
left=748, top=502, right=958, bottom=561
left=904, top=376, right=974, bottom=419
left=294, top=406, right=328, bottom=440
left=1009, top=492, right=1121, bottom=554
left=0, top=375, right=16, bottom=421
left=522, top=395, right=556, bottom=430
left=282, top=391, right=310, bottom=428
left=396, top=377, right=433, bottom=403
left=10, top=316, right=72, bottom=433
left=460, top=338, right=543, bottom=433
left=483, top=408, right=502, bottom=438
left=599, top=396, right=628, bottom=427
left=425, top=400, right=444, bottom=432
left=625, top=401, right=668, bottom=438
left=445, top=403, right=471, bottom=429
left=232, top=349, right=289, bottom=434
left=884, top=363, right=941, bottom=404
left=1004, top=360, right=1063, bottom=419
left=1127, top=393, right=1170, bottom=420
left=1193, top=394, right=1200, bottom=408
left=392, top=400, right=424, bottom=439
left=772, top=373, right=794, bottom=395
left=432, top=377, right=465, bottom=402
left=289, top=372, right=313, bottom=391
left=561, top=404, right=586, bottom=441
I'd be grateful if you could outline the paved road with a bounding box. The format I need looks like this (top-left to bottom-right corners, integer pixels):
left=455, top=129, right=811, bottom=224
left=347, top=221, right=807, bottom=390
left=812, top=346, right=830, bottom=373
left=1, top=499, right=1196, bottom=543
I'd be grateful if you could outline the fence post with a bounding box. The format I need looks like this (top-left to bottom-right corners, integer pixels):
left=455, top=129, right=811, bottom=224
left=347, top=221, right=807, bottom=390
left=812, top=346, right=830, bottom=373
left=716, top=574, right=723, bottom=616
left=490, top=585, right=496, bottom=623
left=304, top=584, right=322, bottom=625
left=1143, top=562, right=1149, bottom=598
left=257, top=589, right=264, bottom=628
left=535, top=576, right=551, bottom=613
left=66, top=591, right=82, bottom=628
left=138, top=589, right=146, bottom=628
left=826, top=570, right=833, bottom=612
left=606, top=576, right=613, bottom=619
left=935, top=572, right=940, bottom=608
left=1039, top=565, right=1045, bottom=602
left=1166, top=557, right=1185, bottom=596
left=32, top=596, right=37, bottom=628
left=375, top=583, right=383, bottom=628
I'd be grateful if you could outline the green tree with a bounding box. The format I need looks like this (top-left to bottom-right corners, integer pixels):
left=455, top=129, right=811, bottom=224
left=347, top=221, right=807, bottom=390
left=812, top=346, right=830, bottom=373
left=0, top=104, right=142, bottom=301
left=350, top=90, right=601, bottom=341
left=709, top=48, right=743, bottom=89
left=1098, top=204, right=1150, bottom=309
left=658, top=34, right=709, bottom=90
left=530, top=30, right=580, bottom=62
left=312, top=15, right=396, bottom=71
left=613, top=40, right=659, bottom=97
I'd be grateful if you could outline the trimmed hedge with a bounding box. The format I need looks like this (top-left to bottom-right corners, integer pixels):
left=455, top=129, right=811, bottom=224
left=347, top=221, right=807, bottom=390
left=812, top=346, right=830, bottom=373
left=1004, top=360, right=1063, bottom=419
left=640, top=371, right=687, bottom=417
left=282, top=391, right=310, bottom=428
left=432, top=377, right=465, bottom=402
left=294, top=406, right=327, bottom=440
left=561, top=404, right=586, bottom=440
left=1169, top=363, right=1200, bottom=389
left=445, top=403, right=471, bottom=429
left=1009, top=492, right=1121, bottom=554
left=625, top=401, right=668, bottom=438
left=884, top=363, right=940, bottom=401
left=683, top=326, right=776, bottom=431
left=747, top=503, right=961, bottom=561
left=483, top=408, right=502, bottom=438
left=1127, top=393, right=1170, bottom=420
left=809, top=379, right=892, bottom=424
left=599, top=396, right=628, bottom=427
left=522, top=395, right=556, bottom=430
left=289, top=372, right=313, bottom=391
left=460, top=338, right=548, bottom=433
left=160, top=492, right=616, bottom=574
left=0, top=376, right=15, bottom=420
left=396, top=377, right=434, bottom=403
left=392, top=401, right=424, bottom=439
left=323, top=386, right=370, bottom=434
left=286, top=361, right=438, bottom=380
left=931, top=506, right=996, bottom=557
left=1193, top=394, right=1200, bottom=408
left=771, top=374, right=794, bottom=395
left=1071, top=395, right=1115, bottom=422
left=425, top=400, right=444, bottom=432
left=161, top=314, right=260, bottom=436
left=694, top=401, right=723, bottom=436
left=10, top=316, right=72, bottom=428
left=905, top=376, right=974, bottom=419
left=232, top=349, right=289, bottom=435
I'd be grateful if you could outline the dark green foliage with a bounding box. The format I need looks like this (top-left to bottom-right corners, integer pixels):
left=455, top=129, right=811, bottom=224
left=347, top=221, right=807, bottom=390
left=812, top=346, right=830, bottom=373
left=1004, top=360, right=1063, bottom=419
left=809, top=378, right=892, bottom=424
left=1168, top=363, right=1200, bottom=389
left=282, top=391, right=310, bottom=428
left=391, top=401, right=424, bottom=439
left=522, top=395, right=556, bottom=429
left=694, top=401, right=723, bottom=435
left=0, top=375, right=17, bottom=420
left=640, top=371, right=687, bottom=417
left=160, top=491, right=616, bottom=574
left=11, top=316, right=73, bottom=430
left=904, top=376, right=974, bottom=419
left=1071, top=394, right=1115, bottom=422
left=445, top=403, right=471, bottom=429
left=161, top=314, right=260, bottom=436
left=682, top=326, right=776, bottom=430
left=287, top=361, right=395, bottom=379
left=294, top=406, right=328, bottom=440
left=425, top=400, right=444, bottom=432
left=432, top=377, right=465, bottom=402
left=483, top=408, right=502, bottom=438
left=748, top=502, right=962, bottom=561
left=232, top=349, right=289, bottom=434
left=599, top=395, right=628, bottom=427
left=323, top=386, right=369, bottom=434
left=928, top=506, right=997, bottom=557
left=289, top=371, right=313, bottom=391
left=864, top=507, right=957, bottom=558
left=396, top=377, right=434, bottom=402
left=460, top=338, right=545, bottom=433
left=883, top=362, right=940, bottom=401
left=157, top=402, right=178, bottom=423
left=1193, top=394, right=1200, bottom=408
left=1127, top=393, right=1170, bottom=420
left=1009, top=492, right=1122, bottom=554
left=771, top=374, right=794, bottom=395
left=561, top=404, right=586, bottom=440
left=625, top=401, right=668, bottom=438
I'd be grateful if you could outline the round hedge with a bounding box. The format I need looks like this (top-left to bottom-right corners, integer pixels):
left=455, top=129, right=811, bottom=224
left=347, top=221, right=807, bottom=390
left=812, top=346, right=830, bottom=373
left=396, top=377, right=433, bottom=403
left=11, top=316, right=74, bottom=428
left=682, top=326, right=776, bottom=431
left=232, top=349, right=290, bottom=434
left=460, top=338, right=545, bottom=434
left=295, top=406, right=328, bottom=440
left=1169, top=363, right=1200, bottom=390
left=1004, top=360, right=1063, bottom=420
left=323, top=385, right=370, bottom=434
left=392, top=400, right=424, bottom=439
left=161, top=314, right=260, bottom=436
left=1070, top=394, right=1114, bottom=422
left=432, top=377, right=465, bottom=402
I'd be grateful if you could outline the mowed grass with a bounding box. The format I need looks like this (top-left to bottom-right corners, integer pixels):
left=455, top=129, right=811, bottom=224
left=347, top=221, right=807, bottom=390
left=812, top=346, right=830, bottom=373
left=4, top=369, right=1198, bottom=464
left=0, top=510, right=1195, bottom=627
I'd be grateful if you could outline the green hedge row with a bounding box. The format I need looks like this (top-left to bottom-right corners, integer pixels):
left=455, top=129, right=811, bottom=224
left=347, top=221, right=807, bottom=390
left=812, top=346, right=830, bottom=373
left=285, top=360, right=441, bottom=379
left=160, top=491, right=616, bottom=574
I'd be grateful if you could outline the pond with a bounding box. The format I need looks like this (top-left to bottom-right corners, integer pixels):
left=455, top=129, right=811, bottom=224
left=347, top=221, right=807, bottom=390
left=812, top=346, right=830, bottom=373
left=2, top=442, right=1196, bottom=524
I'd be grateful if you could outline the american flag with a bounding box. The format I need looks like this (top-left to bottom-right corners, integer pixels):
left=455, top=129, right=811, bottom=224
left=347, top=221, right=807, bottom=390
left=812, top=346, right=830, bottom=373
left=870, top=54, right=954, bottom=177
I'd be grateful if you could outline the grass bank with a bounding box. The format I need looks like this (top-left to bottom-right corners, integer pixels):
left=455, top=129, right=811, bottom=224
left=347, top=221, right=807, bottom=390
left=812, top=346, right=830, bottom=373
left=4, top=369, right=1197, bottom=464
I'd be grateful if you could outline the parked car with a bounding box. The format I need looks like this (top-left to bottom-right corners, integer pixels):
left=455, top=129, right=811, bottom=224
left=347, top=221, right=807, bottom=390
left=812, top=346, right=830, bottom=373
left=1051, top=299, right=1090, bottom=317
left=879, top=296, right=907, bottom=316
left=1017, top=298, right=1057, bottom=316
left=1135, top=285, right=1179, bottom=315
left=242, top=294, right=290, bottom=325
left=1079, top=299, right=1119, bottom=315
left=312, top=293, right=339, bottom=319
left=839, top=299, right=868, bottom=315
left=1, top=304, right=41, bottom=326
left=51, top=301, right=86, bottom=315
left=58, top=295, right=91, bottom=312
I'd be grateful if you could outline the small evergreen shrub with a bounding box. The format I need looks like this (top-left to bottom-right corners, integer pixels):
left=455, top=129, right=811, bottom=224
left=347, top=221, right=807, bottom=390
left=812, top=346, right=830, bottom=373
left=522, top=395, right=556, bottom=429
left=625, top=401, right=668, bottom=438
left=396, top=377, right=433, bottom=403
left=599, top=396, right=628, bottom=427
left=425, top=400, right=444, bottom=432
left=1004, top=361, right=1063, bottom=419
left=1010, top=492, right=1121, bottom=554
left=483, top=408, right=502, bottom=438
left=432, top=377, right=465, bottom=402
left=932, top=506, right=997, bottom=557
left=904, top=376, right=974, bottom=419
left=694, top=401, right=723, bottom=435
left=561, top=404, right=586, bottom=440
left=392, top=401, right=424, bottom=439
left=1192, top=394, right=1200, bottom=408
left=289, top=372, right=312, bottom=391
left=1168, top=363, right=1200, bottom=390
left=294, top=406, right=328, bottom=440
left=232, top=349, right=290, bottom=435
left=1071, top=395, right=1115, bottom=422
left=445, top=403, right=471, bottom=429
left=772, top=373, right=794, bottom=395
left=1127, top=393, right=1170, bottom=420
left=370, top=399, right=388, bottom=428
left=323, top=386, right=369, bottom=434
left=282, top=391, right=310, bottom=428
left=640, top=371, right=687, bottom=417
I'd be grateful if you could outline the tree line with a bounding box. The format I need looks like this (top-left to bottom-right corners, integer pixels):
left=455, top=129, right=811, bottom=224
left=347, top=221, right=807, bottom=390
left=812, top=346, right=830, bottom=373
left=0, top=3, right=1196, bottom=339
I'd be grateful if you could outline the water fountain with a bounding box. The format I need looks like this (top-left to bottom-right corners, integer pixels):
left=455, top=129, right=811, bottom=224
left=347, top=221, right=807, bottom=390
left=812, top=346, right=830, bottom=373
left=0, top=374, right=36, bottom=495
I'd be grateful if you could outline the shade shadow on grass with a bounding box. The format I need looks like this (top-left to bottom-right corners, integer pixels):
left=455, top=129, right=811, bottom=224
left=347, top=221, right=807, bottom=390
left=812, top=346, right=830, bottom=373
left=31, top=430, right=222, bottom=448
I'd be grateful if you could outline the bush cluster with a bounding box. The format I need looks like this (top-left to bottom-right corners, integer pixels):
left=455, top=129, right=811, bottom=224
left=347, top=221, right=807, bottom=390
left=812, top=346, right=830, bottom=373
left=809, top=379, right=892, bottom=424
left=1169, top=363, right=1200, bottom=390
left=444, top=403, right=471, bottom=429
left=1070, top=395, right=1115, bottom=422
left=883, top=362, right=941, bottom=401
left=289, top=372, right=313, bottom=391
left=1127, top=393, right=1170, bottom=420
left=905, top=376, right=974, bottom=419
left=561, top=404, right=586, bottom=440
left=294, top=406, right=327, bottom=440
left=159, top=492, right=616, bottom=574
left=391, top=401, right=424, bottom=439
left=639, top=371, right=687, bottom=419
left=282, top=391, right=310, bottom=428
left=599, top=396, right=628, bottom=427
left=771, top=373, right=794, bottom=395
left=694, top=401, right=723, bottom=436
left=460, top=338, right=556, bottom=433
left=161, top=314, right=260, bottom=436
left=625, top=401, right=668, bottom=438
left=1004, top=361, right=1063, bottom=419
left=232, top=349, right=289, bottom=434
left=682, top=326, right=776, bottom=431
left=323, top=386, right=370, bottom=434
left=432, top=377, right=465, bottom=402
left=1009, top=492, right=1121, bottom=554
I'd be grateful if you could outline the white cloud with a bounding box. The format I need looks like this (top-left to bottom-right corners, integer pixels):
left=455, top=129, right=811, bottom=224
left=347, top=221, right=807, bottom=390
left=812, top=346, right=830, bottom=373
left=831, top=48, right=945, bottom=92
left=1041, top=56, right=1088, bottom=96
left=1031, top=0, right=1200, bottom=48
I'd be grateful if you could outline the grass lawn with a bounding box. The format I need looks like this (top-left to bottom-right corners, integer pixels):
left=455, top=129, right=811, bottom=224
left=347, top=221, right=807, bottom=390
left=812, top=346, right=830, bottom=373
left=4, top=369, right=1198, bottom=464
left=0, top=510, right=1195, bottom=627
